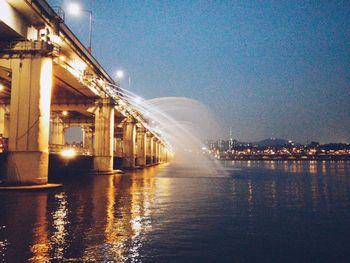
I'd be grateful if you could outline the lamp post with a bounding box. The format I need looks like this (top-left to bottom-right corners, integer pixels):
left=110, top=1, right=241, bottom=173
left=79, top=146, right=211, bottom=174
left=68, top=2, right=93, bottom=53
left=116, top=70, right=131, bottom=90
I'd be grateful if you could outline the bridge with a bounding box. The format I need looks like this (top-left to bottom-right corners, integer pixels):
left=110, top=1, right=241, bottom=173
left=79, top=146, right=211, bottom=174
left=0, top=0, right=171, bottom=185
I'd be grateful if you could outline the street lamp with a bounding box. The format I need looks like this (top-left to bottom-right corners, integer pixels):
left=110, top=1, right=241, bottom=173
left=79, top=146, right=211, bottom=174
left=68, top=2, right=93, bottom=53
left=115, top=70, right=131, bottom=90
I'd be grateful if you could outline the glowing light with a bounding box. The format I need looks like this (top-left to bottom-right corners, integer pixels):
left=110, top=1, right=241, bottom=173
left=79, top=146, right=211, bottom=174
left=0, top=84, right=4, bottom=91
left=59, top=55, right=66, bottom=62
left=134, top=96, right=142, bottom=104
left=68, top=3, right=81, bottom=15
left=39, top=58, right=53, bottom=147
left=60, top=149, right=76, bottom=158
left=116, top=70, right=124, bottom=79
left=50, top=35, right=62, bottom=45
left=62, top=111, right=68, bottom=116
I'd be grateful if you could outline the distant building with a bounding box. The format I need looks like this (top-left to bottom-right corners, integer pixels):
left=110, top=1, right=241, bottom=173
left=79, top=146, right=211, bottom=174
left=229, top=128, right=234, bottom=151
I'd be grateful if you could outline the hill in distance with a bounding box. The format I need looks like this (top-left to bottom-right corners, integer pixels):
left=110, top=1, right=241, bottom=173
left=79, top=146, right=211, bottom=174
left=256, top=138, right=291, bottom=147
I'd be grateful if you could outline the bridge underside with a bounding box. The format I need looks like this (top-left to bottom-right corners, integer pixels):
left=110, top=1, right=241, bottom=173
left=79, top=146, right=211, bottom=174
left=0, top=0, right=170, bottom=184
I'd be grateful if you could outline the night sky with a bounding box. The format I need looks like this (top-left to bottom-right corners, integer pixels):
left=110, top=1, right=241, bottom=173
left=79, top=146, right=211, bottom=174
left=49, top=0, right=350, bottom=143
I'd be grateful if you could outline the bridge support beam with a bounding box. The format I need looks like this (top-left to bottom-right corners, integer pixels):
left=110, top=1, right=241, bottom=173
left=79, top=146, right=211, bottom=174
left=136, top=128, right=146, bottom=167
left=159, top=144, right=163, bottom=163
left=93, top=99, right=114, bottom=171
left=163, top=146, right=168, bottom=162
left=51, top=114, right=65, bottom=145
left=155, top=141, right=160, bottom=164
left=6, top=56, right=53, bottom=184
left=83, top=127, right=94, bottom=154
left=0, top=105, right=9, bottom=138
left=145, top=132, right=152, bottom=165
left=152, top=137, right=157, bottom=164
left=123, top=118, right=136, bottom=169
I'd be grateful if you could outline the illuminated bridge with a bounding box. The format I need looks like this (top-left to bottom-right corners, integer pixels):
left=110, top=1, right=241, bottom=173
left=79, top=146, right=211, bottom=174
left=0, top=0, right=171, bottom=184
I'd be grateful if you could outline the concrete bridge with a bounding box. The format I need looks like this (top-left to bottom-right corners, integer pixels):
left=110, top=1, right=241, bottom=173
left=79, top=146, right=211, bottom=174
left=0, top=0, right=170, bottom=184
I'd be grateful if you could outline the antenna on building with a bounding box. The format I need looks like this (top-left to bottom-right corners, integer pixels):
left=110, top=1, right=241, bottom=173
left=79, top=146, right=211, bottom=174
left=229, top=127, right=233, bottom=150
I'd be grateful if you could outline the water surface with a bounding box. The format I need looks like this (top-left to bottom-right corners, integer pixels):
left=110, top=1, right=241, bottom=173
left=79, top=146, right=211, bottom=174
left=1, top=160, right=350, bottom=262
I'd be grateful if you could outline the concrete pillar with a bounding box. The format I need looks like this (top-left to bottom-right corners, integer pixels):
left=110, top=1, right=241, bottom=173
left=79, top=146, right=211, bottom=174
left=156, top=141, right=160, bottom=163
left=0, top=105, right=9, bottom=138
left=93, top=99, right=114, bottom=171
left=151, top=138, right=157, bottom=164
left=136, top=128, right=146, bottom=167
left=164, top=148, right=168, bottom=162
left=51, top=114, right=65, bottom=145
left=113, top=137, right=117, bottom=153
left=123, top=118, right=136, bottom=168
left=146, top=132, right=152, bottom=165
left=6, top=56, right=53, bottom=184
left=114, top=138, right=123, bottom=157
left=159, top=144, right=163, bottom=163
left=83, top=127, right=94, bottom=154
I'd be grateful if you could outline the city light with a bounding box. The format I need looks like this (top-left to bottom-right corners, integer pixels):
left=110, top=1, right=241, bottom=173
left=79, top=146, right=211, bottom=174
left=67, top=2, right=93, bottom=53
left=115, top=69, right=131, bottom=89
left=60, top=149, right=76, bottom=158
left=68, top=2, right=80, bottom=15
left=207, top=139, right=350, bottom=160
left=116, top=70, right=124, bottom=79
left=134, top=96, right=142, bottom=104
left=62, top=111, right=68, bottom=116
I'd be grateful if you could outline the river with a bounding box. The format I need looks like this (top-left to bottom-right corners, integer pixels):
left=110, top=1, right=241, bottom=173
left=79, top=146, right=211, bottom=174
left=1, top=160, right=350, bottom=262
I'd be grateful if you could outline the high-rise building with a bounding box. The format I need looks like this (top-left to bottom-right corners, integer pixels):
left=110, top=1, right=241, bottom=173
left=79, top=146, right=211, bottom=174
left=229, top=127, right=234, bottom=150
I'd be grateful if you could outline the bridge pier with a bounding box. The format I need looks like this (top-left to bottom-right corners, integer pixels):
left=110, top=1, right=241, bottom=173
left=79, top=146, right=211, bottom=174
left=93, top=99, right=114, bottom=172
left=159, top=144, right=163, bottom=163
left=0, top=105, right=9, bottom=138
left=51, top=114, right=65, bottom=145
left=152, top=137, right=157, bottom=164
left=123, top=118, right=136, bottom=169
left=156, top=141, right=160, bottom=164
left=6, top=56, right=53, bottom=184
left=157, top=143, right=161, bottom=163
left=145, top=132, right=152, bottom=165
left=83, top=127, right=94, bottom=154
left=136, top=127, right=146, bottom=167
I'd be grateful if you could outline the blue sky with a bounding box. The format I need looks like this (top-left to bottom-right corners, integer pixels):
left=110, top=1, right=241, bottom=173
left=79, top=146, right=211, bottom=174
left=50, top=0, right=350, bottom=143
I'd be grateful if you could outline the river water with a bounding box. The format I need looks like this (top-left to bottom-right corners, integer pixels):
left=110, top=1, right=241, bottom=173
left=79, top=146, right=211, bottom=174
left=1, top=160, right=350, bottom=262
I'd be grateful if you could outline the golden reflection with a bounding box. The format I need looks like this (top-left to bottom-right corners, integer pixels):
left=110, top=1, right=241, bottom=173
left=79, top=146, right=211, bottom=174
left=84, top=166, right=158, bottom=262
left=129, top=167, right=156, bottom=260
left=103, top=174, right=130, bottom=262
left=51, top=192, right=68, bottom=259
left=282, top=160, right=289, bottom=173
left=270, top=180, right=277, bottom=208
left=29, top=194, right=50, bottom=263
left=247, top=180, right=253, bottom=207
left=263, top=160, right=277, bottom=170
left=247, top=160, right=251, bottom=168
left=309, top=161, right=318, bottom=175
left=82, top=175, right=127, bottom=261
left=322, top=161, right=327, bottom=175
left=105, top=175, right=118, bottom=243
left=0, top=237, right=8, bottom=262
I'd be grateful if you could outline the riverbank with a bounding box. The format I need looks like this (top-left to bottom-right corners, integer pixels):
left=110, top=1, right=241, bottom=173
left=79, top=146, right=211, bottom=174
left=219, top=154, right=350, bottom=161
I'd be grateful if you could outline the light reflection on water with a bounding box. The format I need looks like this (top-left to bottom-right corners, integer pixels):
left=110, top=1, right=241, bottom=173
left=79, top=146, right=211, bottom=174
left=0, top=161, right=350, bottom=262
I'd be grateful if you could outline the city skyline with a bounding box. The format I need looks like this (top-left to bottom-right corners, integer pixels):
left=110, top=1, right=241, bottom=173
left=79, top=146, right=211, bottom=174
left=50, top=0, right=350, bottom=143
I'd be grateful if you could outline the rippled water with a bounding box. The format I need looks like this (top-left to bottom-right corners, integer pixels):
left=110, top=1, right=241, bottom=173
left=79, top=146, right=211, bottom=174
left=1, top=160, right=350, bottom=262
